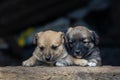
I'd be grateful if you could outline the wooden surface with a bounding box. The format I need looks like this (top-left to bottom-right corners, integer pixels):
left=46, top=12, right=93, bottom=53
left=0, top=66, right=120, bottom=80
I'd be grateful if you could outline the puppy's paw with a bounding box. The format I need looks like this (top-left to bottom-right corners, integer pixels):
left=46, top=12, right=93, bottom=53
left=22, top=59, right=36, bottom=67
left=55, top=62, right=66, bottom=67
left=88, top=62, right=97, bottom=67
left=55, top=60, right=67, bottom=67
left=74, top=59, right=88, bottom=66
left=88, top=59, right=98, bottom=67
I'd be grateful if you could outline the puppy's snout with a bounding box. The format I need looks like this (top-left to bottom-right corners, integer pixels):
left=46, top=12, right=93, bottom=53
left=75, top=50, right=81, bottom=54
left=45, top=55, right=51, bottom=61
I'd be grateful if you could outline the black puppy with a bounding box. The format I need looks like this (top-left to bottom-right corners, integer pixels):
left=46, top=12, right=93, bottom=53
left=65, top=26, right=101, bottom=66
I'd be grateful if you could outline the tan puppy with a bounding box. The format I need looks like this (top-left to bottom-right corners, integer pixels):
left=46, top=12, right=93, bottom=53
left=59, top=26, right=101, bottom=67
left=22, top=30, right=68, bottom=66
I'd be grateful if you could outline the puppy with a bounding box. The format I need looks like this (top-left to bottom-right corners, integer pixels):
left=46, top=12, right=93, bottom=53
left=64, top=26, right=101, bottom=67
left=22, top=30, right=68, bottom=66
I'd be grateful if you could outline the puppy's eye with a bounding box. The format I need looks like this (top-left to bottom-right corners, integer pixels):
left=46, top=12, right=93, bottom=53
left=83, top=41, right=88, bottom=44
left=51, top=45, right=58, bottom=50
left=69, top=40, right=72, bottom=44
left=39, top=46, right=44, bottom=51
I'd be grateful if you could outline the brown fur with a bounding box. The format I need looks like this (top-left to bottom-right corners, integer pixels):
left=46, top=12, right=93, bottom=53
left=22, top=30, right=68, bottom=66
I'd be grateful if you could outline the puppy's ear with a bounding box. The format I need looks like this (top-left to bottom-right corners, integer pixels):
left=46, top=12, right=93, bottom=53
left=32, top=32, right=42, bottom=44
left=32, top=33, right=38, bottom=44
left=66, top=27, right=73, bottom=35
left=66, top=27, right=73, bottom=41
left=90, top=31, right=99, bottom=45
left=59, top=32, right=65, bottom=43
left=65, top=27, right=73, bottom=48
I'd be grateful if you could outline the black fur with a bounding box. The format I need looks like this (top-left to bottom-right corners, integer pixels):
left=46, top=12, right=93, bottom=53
left=65, top=26, right=102, bottom=66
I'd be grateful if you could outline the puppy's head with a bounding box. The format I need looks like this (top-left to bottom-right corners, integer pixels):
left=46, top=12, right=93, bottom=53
left=66, top=26, right=99, bottom=58
left=33, top=30, right=65, bottom=63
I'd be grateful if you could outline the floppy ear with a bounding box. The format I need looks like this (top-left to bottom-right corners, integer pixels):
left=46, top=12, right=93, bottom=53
left=32, top=33, right=38, bottom=44
left=65, top=27, right=74, bottom=50
left=90, top=31, right=99, bottom=45
left=66, top=27, right=73, bottom=43
left=66, top=27, right=73, bottom=36
left=59, top=32, right=66, bottom=43
left=32, top=32, right=42, bottom=44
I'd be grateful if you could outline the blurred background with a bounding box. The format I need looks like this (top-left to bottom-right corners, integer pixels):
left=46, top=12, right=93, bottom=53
left=0, top=0, right=120, bottom=66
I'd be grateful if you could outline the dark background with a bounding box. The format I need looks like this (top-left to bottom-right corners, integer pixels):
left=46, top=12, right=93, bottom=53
left=0, top=0, right=120, bottom=66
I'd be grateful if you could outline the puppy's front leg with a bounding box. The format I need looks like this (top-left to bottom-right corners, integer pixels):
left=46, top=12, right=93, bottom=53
left=55, top=59, right=68, bottom=67
left=22, top=56, right=39, bottom=67
left=88, top=58, right=101, bottom=67
left=55, top=55, right=73, bottom=66
left=88, top=59, right=97, bottom=67
left=74, top=59, right=88, bottom=66
left=87, top=50, right=101, bottom=67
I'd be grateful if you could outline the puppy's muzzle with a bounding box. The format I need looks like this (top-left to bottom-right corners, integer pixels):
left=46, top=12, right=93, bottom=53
left=45, top=55, right=51, bottom=61
left=75, top=50, right=81, bottom=55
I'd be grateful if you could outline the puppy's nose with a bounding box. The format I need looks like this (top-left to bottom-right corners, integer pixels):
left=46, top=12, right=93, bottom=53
left=75, top=50, right=80, bottom=54
left=45, top=55, right=51, bottom=61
